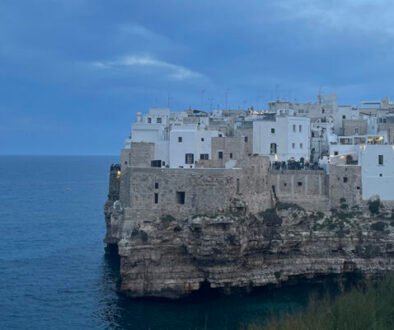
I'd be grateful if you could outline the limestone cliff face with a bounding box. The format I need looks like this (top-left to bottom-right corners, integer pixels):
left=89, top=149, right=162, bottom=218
left=106, top=202, right=394, bottom=299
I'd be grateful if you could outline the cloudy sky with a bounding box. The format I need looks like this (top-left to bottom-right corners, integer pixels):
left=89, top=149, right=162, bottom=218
left=1, top=0, right=394, bottom=155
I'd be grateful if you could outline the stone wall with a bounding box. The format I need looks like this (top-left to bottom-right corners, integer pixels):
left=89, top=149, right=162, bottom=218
left=236, top=128, right=253, bottom=156
left=121, top=142, right=155, bottom=169
left=120, top=156, right=271, bottom=223
left=269, top=170, right=329, bottom=210
left=378, top=122, right=394, bottom=143
left=329, top=164, right=362, bottom=208
left=211, top=135, right=250, bottom=167
left=343, top=119, right=368, bottom=136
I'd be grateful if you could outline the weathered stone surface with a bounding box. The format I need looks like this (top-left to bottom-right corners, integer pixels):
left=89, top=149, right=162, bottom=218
left=106, top=202, right=394, bottom=299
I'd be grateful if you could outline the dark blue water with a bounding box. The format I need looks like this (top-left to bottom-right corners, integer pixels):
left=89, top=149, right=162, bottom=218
left=0, top=156, right=330, bottom=329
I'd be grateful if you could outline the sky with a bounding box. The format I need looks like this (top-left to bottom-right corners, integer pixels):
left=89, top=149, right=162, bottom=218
left=1, top=0, right=394, bottom=155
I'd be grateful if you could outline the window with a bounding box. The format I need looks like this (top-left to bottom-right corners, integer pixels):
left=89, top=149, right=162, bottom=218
left=334, top=151, right=338, bottom=156
left=178, top=136, right=182, bottom=143
left=378, top=154, right=384, bottom=165
left=244, top=136, right=248, bottom=143
left=176, top=191, right=185, bottom=204
left=155, top=182, right=159, bottom=189
left=270, top=143, right=277, bottom=155
left=154, top=193, right=159, bottom=204
left=356, top=186, right=360, bottom=190
left=300, top=143, right=303, bottom=149
left=342, top=115, right=346, bottom=119
left=201, top=137, right=204, bottom=142
left=299, top=125, right=302, bottom=132
left=147, top=117, right=152, bottom=123
left=150, top=160, right=162, bottom=167
left=200, top=154, right=209, bottom=160
left=271, top=128, right=275, bottom=134
left=380, top=173, right=383, bottom=177
left=293, top=124, right=296, bottom=132
left=236, top=178, right=240, bottom=194
left=219, top=134, right=223, bottom=137
left=218, top=151, right=223, bottom=159
left=343, top=177, right=348, bottom=183
left=297, top=182, right=303, bottom=186
left=355, top=128, right=359, bottom=134
left=156, top=117, right=162, bottom=124
left=322, top=108, right=325, bottom=114
left=292, top=143, right=295, bottom=149
left=230, top=153, right=233, bottom=159
left=185, top=153, right=194, bottom=164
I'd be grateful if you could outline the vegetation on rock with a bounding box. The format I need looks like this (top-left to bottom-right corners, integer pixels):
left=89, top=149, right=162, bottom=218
left=250, top=275, right=394, bottom=330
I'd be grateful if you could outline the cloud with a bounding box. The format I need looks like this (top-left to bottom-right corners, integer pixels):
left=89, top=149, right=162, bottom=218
left=276, top=0, right=394, bottom=40
left=92, top=54, right=204, bottom=80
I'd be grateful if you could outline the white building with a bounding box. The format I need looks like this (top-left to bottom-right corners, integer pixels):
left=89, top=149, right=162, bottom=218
left=333, top=105, right=359, bottom=135
left=127, top=108, right=171, bottom=166
left=359, top=144, right=394, bottom=200
left=329, top=133, right=388, bottom=161
left=253, top=113, right=311, bottom=162
left=169, top=124, right=221, bottom=168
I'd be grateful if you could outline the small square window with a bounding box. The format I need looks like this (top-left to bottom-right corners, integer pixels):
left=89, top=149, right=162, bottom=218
left=343, top=177, right=348, bottom=183
left=271, top=128, right=275, bottom=134
left=176, top=191, right=185, bottom=204
left=201, top=137, right=204, bottom=142
left=379, top=173, right=383, bottom=177
left=342, top=115, right=346, bottom=119
left=156, top=117, right=162, bottom=124
left=297, top=182, right=303, bottom=186
left=178, top=137, right=182, bottom=143
left=334, top=151, right=338, bottom=156
left=147, top=117, right=152, bottom=123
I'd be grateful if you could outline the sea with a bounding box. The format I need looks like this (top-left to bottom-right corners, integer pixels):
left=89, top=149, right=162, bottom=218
left=0, top=156, right=336, bottom=329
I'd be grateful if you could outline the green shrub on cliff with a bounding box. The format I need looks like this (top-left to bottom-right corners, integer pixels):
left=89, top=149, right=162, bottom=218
left=368, top=199, right=381, bottom=215
left=250, top=276, right=394, bottom=330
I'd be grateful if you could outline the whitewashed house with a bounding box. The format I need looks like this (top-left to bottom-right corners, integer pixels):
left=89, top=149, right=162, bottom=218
left=128, top=108, right=171, bottom=166
left=359, top=144, right=394, bottom=200
left=169, top=124, right=221, bottom=168
left=253, top=111, right=311, bottom=162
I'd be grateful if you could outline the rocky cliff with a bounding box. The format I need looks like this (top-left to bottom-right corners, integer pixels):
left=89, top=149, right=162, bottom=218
left=105, top=200, right=394, bottom=299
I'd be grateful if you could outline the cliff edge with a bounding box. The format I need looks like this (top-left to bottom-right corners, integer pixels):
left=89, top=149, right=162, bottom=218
left=105, top=196, right=394, bottom=299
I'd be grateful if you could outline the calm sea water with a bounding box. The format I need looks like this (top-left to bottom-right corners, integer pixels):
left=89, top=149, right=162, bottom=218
left=0, top=156, right=332, bottom=329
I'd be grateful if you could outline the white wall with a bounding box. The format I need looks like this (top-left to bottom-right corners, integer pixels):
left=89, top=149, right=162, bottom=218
left=359, top=144, right=394, bottom=200
left=144, top=108, right=170, bottom=125
left=253, top=116, right=310, bottom=161
left=131, top=123, right=165, bottom=143
left=333, top=106, right=359, bottom=135
left=169, top=125, right=220, bottom=168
